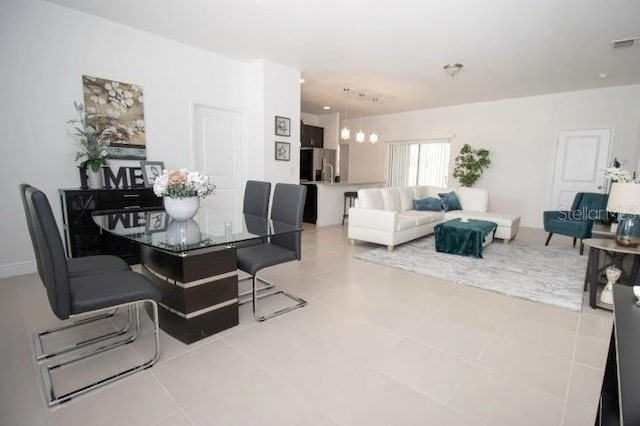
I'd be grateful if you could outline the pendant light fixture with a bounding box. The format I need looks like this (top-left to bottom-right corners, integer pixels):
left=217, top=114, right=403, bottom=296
left=340, top=87, right=351, bottom=140
left=355, top=117, right=365, bottom=143
left=341, top=124, right=351, bottom=140
left=356, top=93, right=365, bottom=143
left=369, top=97, right=379, bottom=144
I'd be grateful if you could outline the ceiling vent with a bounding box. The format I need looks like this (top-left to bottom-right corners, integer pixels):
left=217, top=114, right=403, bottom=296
left=612, top=37, right=638, bottom=49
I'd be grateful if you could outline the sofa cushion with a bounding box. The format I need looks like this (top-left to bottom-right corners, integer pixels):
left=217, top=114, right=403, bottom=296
left=439, top=191, right=462, bottom=211
left=412, top=186, right=430, bottom=200
left=397, top=187, right=415, bottom=212
left=358, top=188, right=384, bottom=210
left=400, top=210, right=445, bottom=226
left=413, top=197, right=444, bottom=211
left=380, top=188, right=401, bottom=212
left=396, top=215, right=416, bottom=231
left=427, top=186, right=444, bottom=197
left=457, top=187, right=488, bottom=212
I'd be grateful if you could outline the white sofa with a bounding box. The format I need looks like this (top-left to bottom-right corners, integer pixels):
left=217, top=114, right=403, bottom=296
left=347, top=186, right=520, bottom=251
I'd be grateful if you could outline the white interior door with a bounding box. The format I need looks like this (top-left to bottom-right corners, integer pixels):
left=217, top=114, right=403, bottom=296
left=550, top=129, right=611, bottom=210
left=193, top=105, right=243, bottom=234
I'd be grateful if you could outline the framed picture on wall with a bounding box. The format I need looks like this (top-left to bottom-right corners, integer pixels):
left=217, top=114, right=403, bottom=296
left=275, top=141, right=290, bottom=161
left=275, top=116, right=291, bottom=137
left=139, top=161, right=165, bottom=187
left=82, top=75, right=147, bottom=160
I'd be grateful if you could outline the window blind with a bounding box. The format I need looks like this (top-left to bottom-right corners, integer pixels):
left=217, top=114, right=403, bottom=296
left=387, top=138, right=451, bottom=188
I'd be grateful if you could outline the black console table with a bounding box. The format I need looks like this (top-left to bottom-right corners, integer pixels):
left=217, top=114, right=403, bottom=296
left=59, top=188, right=161, bottom=264
left=596, top=285, right=640, bottom=425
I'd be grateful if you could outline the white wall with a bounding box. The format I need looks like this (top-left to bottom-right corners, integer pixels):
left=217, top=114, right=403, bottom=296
left=245, top=59, right=301, bottom=185
left=345, top=85, right=640, bottom=228
left=301, top=113, right=319, bottom=126
left=0, top=1, right=300, bottom=277
left=244, top=61, right=266, bottom=182
left=262, top=60, right=301, bottom=185
left=316, top=113, right=340, bottom=151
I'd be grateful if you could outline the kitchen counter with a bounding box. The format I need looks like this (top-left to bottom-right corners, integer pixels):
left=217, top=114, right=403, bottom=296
left=300, top=181, right=384, bottom=226
left=312, top=181, right=385, bottom=187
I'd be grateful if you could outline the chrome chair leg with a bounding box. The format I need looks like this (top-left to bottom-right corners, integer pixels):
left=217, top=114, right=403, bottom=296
left=250, top=276, right=307, bottom=322
left=40, top=300, right=160, bottom=407
left=238, top=275, right=275, bottom=305
left=34, top=307, right=133, bottom=361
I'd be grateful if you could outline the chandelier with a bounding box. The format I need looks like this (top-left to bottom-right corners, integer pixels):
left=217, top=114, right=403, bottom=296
left=340, top=89, right=380, bottom=144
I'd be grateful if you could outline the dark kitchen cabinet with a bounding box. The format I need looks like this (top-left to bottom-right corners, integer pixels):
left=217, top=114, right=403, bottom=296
left=59, top=188, right=161, bottom=264
left=301, top=124, right=324, bottom=148
left=302, top=183, right=317, bottom=224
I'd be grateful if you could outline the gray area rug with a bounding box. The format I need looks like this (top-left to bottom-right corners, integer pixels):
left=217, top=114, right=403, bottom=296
left=355, top=237, right=588, bottom=311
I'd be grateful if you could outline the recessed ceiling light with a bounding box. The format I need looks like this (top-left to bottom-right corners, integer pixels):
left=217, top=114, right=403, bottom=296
left=299, top=78, right=305, bottom=83
left=323, top=106, right=331, bottom=110
left=598, top=73, right=608, bottom=79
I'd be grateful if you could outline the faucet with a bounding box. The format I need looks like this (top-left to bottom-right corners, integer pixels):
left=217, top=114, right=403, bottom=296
left=322, top=162, right=334, bottom=183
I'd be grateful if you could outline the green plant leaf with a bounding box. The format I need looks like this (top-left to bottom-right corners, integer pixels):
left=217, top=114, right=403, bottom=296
left=453, top=144, right=491, bottom=187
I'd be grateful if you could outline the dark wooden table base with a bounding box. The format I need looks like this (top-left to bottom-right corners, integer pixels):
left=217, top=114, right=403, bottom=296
left=140, top=245, right=239, bottom=344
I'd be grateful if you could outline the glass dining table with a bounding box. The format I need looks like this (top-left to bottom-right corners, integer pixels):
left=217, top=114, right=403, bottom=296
left=92, top=208, right=302, bottom=344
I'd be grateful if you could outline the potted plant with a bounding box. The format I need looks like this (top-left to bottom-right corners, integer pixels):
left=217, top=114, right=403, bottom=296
left=153, top=169, right=215, bottom=220
left=67, top=102, right=111, bottom=189
left=452, top=143, right=491, bottom=187
left=604, top=166, right=633, bottom=185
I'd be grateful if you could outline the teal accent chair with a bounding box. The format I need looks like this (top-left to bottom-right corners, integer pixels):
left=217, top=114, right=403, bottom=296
left=543, top=192, right=608, bottom=255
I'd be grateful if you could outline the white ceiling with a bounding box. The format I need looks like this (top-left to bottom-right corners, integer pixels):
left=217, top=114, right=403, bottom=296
left=49, top=0, right=640, bottom=116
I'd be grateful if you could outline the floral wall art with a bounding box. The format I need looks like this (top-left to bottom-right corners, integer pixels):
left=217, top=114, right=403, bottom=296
left=82, top=75, right=146, bottom=160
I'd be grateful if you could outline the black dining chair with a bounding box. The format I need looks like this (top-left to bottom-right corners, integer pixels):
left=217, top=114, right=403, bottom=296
left=235, top=180, right=271, bottom=248
left=236, top=183, right=307, bottom=321
left=243, top=180, right=271, bottom=217
left=25, top=186, right=161, bottom=406
left=236, top=180, right=273, bottom=302
left=20, top=183, right=134, bottom=361
left=20, top=184, right=131, bottom=277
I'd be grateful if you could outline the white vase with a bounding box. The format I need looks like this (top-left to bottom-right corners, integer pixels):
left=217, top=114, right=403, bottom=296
left=164, top=197, right=199, bottom=220
left=87, top=167, right=103, bottom=189
left=166, top=219, right=201, bottom=245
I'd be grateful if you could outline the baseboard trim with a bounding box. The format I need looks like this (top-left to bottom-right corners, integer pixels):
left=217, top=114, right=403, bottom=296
left=0, top=260, right=37, bottom=279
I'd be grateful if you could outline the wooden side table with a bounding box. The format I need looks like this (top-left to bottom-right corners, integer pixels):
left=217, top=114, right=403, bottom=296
left=591, top=223, right=615, bottom=238
left=584, top=238, right=640, bottom=310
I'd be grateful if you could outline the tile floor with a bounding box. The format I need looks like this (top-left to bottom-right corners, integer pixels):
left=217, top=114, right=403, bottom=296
left=0, top=225, right=612, bottom=426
